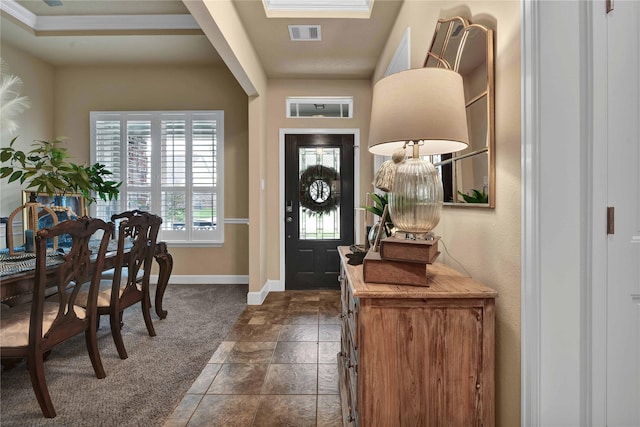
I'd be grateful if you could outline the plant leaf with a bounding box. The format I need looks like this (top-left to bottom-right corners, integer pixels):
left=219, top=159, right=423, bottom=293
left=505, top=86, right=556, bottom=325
left=0, top=150, right=12, bottom=162
left=7, top=170, right=22, bottom=183
left=363, top=206, right=383, bottom=217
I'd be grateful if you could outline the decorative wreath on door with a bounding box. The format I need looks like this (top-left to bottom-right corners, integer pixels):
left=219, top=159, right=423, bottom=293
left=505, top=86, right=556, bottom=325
left=299, top=165, right=340, bottom=214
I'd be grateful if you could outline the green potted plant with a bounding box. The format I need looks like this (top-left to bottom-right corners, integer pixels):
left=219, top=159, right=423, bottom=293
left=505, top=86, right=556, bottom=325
left=0, top=137, right=121, bottom=208
left=457, top=188, right=489, bottom=204
left=363, top=192, right=387, bottom=219
left=363, top=192, right=394, bottom=246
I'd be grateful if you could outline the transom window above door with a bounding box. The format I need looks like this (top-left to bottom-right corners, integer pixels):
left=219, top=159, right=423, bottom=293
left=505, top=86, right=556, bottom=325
left=286, top=97, right=353, bottom=118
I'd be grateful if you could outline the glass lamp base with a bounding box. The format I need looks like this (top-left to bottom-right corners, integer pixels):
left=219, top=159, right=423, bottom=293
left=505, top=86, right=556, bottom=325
left=389, top=158, right=443, bottom=234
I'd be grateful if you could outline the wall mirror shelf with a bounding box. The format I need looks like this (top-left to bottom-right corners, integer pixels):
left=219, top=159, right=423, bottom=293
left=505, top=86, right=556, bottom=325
left=424, top=16, right=495, bottom=208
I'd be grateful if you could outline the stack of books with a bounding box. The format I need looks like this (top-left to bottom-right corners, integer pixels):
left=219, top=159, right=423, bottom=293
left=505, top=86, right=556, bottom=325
left=363, top=236, right=440, bottom=287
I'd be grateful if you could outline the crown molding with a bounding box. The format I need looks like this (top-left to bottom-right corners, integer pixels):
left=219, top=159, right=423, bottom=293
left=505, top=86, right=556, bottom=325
left=0, top=0, right=199, bottom=32
left=0, top=0, right=38, bottom=28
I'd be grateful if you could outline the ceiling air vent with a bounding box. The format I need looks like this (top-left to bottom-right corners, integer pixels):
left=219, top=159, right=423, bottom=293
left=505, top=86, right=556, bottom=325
left=288, top=25, right=321, bottom=41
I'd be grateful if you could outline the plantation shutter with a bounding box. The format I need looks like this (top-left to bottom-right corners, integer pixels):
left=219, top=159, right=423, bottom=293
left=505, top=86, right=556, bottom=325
left=190, top=114, right=219, bottom=241
left=126, top=116, right=153, bottom=215
left=91, top=111, right=224, bottom=245
left=92, top=113, right=123, bottom=221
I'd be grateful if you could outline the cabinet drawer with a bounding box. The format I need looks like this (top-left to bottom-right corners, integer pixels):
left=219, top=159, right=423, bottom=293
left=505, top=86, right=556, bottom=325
left=340, top=266, right=348, bottom=313
left=347, top=357, right=358, bottom=413
left=347, top=294, right=359, bottom=350
left=347, top=332, right=359, bottom=372
left=338, top=352, right=357, bottom=426
left=341, top=296, right=349, bottom=323
left=341, top=319, right=358, bottom=369
left=341, top=317, right=349, bottom=356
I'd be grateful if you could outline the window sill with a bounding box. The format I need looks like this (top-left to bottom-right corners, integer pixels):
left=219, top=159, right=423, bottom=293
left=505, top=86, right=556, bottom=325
left=162, top=241, right=223, bottom=248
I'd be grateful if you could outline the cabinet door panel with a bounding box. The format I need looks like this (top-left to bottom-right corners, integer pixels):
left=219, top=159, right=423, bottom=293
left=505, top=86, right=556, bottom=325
left=361, top=305, right=484, bottom=425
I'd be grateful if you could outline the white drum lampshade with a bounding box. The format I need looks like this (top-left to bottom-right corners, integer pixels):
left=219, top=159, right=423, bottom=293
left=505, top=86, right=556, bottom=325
left=368, top=68, right=469, bottom=235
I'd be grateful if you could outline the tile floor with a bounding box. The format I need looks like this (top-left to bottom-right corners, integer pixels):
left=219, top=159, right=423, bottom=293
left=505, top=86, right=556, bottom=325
left=163, top=290, right=342, bottom=427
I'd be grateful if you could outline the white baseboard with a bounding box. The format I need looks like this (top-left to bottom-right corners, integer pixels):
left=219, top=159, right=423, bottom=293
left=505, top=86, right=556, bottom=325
left=269, top=279, right=284, bottom=292
left=118, top=274, right=277, bottom=305
left=149, top=274, right=249, bottom=285
left=247, top=279, right=283, bottom=305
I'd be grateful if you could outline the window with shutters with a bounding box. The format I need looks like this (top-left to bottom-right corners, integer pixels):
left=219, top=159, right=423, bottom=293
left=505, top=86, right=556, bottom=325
left=90, top=111, right=224, bottom=246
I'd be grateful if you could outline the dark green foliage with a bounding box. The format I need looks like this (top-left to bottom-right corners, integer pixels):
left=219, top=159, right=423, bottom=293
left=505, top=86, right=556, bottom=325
left=363, top=192, right=394, bottom=228
left=457, top=189, right=489, bottom=204
left=0, top=137, right=121, bottom=205
left=363, top=192, right=387, bottom=217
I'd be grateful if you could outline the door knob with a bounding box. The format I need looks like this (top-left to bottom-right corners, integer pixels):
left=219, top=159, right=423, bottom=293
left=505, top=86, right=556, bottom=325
left=286, top=217, right=293, bottom=223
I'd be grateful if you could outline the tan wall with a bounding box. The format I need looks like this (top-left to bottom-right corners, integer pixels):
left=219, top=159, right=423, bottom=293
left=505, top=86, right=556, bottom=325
left=52, top=65, right=249, bottom=276
left=249, top=94, right=269, bottom=290
left=0, top=44, right=55, bottom=218
left=265, top=79, right=374, bottom=280
left=44, top=64, right=247, bottom=276
left=374, top=1, right=521, bottom=426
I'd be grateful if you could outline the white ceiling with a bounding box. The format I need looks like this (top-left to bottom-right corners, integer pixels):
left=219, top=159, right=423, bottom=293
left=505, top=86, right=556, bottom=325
left=0, top=0, right=403, bottom=79
left=233, top=0, right=402, bottom=79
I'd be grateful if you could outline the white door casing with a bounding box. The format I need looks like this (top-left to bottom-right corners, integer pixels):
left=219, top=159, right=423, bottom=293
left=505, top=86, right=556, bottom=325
left=522, top=1, right=640, bottom=425
left=603, top=0, right=640, bottom=424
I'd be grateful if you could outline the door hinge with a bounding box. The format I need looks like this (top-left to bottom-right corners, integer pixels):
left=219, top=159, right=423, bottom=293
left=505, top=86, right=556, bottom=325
left=607, top=206, right=615, bottom=234
left=606, top=0, right=614, bottom=14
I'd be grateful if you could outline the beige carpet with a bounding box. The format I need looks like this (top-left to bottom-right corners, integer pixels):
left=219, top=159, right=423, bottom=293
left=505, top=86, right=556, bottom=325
left=0, top=283, right=247, bottom=426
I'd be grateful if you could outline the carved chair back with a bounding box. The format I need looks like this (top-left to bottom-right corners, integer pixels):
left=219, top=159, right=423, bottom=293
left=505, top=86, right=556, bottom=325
left=111, top=212, right=161, bottom=305
left=104, top=210, right=161, bottom=359
left=0, top=217, right=113, bottom=417
left=33, top=218, right=113, bottom=348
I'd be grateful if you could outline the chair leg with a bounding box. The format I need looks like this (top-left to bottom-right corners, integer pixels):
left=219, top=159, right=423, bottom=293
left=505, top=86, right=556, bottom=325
left=85, top=325, right=106, bottom=379
left=142, top=291, right=156, bottom=337
left=2, top=357, right=22, bottom=370
left=110, top=309, right=128, bottom=360
left=27, top=352, right=56, bottom=418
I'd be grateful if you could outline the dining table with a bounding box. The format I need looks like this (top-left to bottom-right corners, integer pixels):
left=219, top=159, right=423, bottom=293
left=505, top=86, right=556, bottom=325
left=0, top=239, right=173, bottom=319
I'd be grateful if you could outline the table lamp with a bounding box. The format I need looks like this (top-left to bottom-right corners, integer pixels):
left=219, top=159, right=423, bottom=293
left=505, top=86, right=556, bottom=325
left=368, top=67, right=469, bottom=238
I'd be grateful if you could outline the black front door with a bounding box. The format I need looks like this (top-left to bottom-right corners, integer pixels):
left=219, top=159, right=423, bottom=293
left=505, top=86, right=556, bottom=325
left=284, top=134, right=355, bottom=290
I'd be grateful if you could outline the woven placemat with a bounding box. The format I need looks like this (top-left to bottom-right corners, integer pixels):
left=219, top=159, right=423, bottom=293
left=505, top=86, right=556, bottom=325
left=0, top=250, right=63, bottom=277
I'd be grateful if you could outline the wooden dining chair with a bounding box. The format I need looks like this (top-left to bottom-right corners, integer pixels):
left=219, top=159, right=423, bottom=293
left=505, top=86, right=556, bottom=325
left=77, top=211, right=162, bottom=360
left=0, top=217, right=113, bottom=418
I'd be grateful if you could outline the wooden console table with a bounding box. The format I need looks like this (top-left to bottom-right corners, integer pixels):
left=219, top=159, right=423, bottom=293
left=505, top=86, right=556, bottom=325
left=337, top=246, right=497, bottom=426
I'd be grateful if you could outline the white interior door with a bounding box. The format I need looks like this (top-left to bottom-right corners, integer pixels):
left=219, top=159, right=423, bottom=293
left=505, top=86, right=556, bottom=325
left=606, top=1, right=640, bottom=425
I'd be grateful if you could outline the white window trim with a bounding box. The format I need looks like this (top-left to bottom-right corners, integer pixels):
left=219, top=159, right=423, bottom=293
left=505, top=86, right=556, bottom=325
left=90, top=110, right=224, bottom=247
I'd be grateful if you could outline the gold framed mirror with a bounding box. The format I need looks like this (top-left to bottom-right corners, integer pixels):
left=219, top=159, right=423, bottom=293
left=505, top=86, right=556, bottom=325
left=424, top=16, right=495, bottom=208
